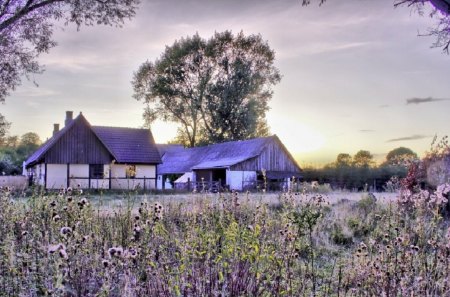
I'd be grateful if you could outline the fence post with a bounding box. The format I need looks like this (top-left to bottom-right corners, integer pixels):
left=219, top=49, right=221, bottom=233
left=144, top=176, right=146, bottom=191
left=187, top=178, right=191, bottom=192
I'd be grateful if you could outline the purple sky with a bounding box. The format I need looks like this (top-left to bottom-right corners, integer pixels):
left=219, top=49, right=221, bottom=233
left=3, top=0, right=450, bottom=166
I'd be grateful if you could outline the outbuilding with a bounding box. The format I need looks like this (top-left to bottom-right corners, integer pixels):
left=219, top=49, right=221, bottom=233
left=157, top=135, right=301, bottom=191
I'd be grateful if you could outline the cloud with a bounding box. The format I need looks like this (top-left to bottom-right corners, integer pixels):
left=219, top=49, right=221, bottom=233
left=360, top=129, right=375, bottom=133
left=379, top=104, right=389, bottom=108
left=406, top=97, right=450, bottom=105
left=386, top=134, right=431, bottom=143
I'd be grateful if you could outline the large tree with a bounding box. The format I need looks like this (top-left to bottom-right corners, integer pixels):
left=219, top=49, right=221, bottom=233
left=304, top=0, right=450, bottom=53
left=385, top=147, right=418, bottom=165
left=0, top=0, right=140, bottom=103
left=133, top=31, right=281, bottom=147
left=353, top=150, right=374, bottom=168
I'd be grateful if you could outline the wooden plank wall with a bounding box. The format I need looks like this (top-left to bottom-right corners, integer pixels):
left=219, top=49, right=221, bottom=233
left=231, top=140, right=300, bottom=172
left=45, top=118, right=112, bottom=164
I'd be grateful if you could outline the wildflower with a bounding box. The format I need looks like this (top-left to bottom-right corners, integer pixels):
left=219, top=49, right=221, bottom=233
left=52, top=215, right=61, bottom=222
left=50, top=200, right=56, bottom=208
left=78, top=198, right=88, bottom=209
left=410, top=245, right=419, bottom=252
left=21, top=231, right=28, bottom=236
left=127, top=248, right=138, bottom=259
left=133, top=224, right=142, bottom=241
left=67, top=187, right=72, bottom=193
left=60, top=226, right=72, bottom=236
left=102, top=259, right=110, bottom=268
left=153, top=202, right=164, bottom=221
left=108, top=247, right=124, bottom=258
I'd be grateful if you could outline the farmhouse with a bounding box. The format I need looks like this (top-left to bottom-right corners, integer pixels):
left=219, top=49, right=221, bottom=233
left=25, top=111, right=161, bottom=190
left=156, top=136, right=302, bottom=191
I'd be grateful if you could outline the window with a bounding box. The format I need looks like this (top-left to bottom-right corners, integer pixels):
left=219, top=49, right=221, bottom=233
left=126, top=165, right=136, bottom=179
left=89, top=164, right=104, bottom=179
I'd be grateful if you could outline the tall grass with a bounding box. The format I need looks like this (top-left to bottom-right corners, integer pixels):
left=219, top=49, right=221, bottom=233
left=0, top=184, right=449, bottom=296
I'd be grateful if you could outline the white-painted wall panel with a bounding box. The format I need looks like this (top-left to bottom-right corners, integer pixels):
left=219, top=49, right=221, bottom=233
left=227, top=171, right=256, bottom=191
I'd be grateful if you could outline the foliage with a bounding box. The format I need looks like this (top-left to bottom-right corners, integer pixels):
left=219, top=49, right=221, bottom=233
left=0, top=131, right=41, bottom=174
left=303, top=150, right=411, bottom=191
left=304, top=0, right=450, bottom=53
left=353, top=150, right=374, bottom=168
left=385, top=146, right=418, bottom=165
left=1, top=175, right=450, bottom=296
left=132, top=31, right=281, bottom=147
left=0, top=0, right=140, bottom=102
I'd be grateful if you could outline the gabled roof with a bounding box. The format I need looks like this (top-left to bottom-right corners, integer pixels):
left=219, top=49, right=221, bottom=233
left=92, top=126, right=161, bottom=164
left=25, top=113, right=161, bottom=167
left=158, top=136, right=299, bottom=175
left=24, top=114, right=82, bottom=167
left=156, top=144, right=184, bottom=158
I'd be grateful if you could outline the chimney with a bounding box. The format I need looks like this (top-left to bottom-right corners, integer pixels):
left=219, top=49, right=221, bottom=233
left=53, top=123, right=60, bottom=136
left=65, top=111, right=73, bottom=127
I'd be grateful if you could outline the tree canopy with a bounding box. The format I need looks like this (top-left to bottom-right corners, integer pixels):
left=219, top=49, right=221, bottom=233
left=304, top=0, right=450, bottom=54
left=385, top=147, right=418, bottom=165
left=353, top=150, right=375, bottom=168
left=0, top=0, right=140, bottom=135
left=0, top=131, right=41, bottom=175
left=133, top=31, right=281, bottom=147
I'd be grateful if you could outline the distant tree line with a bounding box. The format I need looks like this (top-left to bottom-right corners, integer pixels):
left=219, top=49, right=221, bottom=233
left=302, top=147, right=418, bottom=192
left=0, top=132, right=41, bottom=175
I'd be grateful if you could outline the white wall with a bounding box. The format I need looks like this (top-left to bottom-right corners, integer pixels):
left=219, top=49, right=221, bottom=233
left=111, top=164, right=156, bottom=190
left=227, top=171, right=256, bottom=191
left=46, top=164, right=67, bottom=189
left=69, top=164, right=89, bottom=188
left=156, top=175, right=174, bottom=190
left=33, top=163, right=156, bottom=190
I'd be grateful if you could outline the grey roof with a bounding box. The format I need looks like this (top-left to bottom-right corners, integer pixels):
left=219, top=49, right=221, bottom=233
left=25, top=114, right=161, bottom=167
left=156, top=144, right=184, bottom=157
left=92, top=126, right=161, bottom=164
left=158, top=136, right=299, bottom=175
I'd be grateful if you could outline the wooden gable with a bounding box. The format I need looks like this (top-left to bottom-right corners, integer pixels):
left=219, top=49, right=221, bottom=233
left=230, top=136, right=301, bottom=172
left=44, top=115, right=112, bottom=164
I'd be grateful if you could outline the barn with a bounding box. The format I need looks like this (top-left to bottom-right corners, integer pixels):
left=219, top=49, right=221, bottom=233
left=157, top=135, right=302, bottom=191
left=25, top=111, right=161, bottom=190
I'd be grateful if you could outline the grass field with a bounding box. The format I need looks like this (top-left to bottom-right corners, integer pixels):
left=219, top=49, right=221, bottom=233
left=86, top=191, right=398, bottom=214
left=1, top=187, right=449, bottom=296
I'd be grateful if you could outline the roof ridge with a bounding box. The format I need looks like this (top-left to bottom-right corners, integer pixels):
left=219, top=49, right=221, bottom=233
left=92, top=125, right=148, bottom=130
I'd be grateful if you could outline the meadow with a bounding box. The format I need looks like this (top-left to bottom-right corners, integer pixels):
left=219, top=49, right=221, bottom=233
left=1, top=185, right=449, bottom=296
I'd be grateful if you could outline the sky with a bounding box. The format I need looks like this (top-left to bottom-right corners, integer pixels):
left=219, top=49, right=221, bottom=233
left=3, top=0, right=450, bottom=166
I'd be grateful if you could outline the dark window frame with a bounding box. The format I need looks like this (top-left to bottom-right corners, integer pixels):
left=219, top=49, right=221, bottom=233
left=89, top=164, right=104, bottom=179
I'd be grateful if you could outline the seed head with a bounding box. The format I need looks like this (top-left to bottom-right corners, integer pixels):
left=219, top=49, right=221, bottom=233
left=60, top=226, right=72, bottom=236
